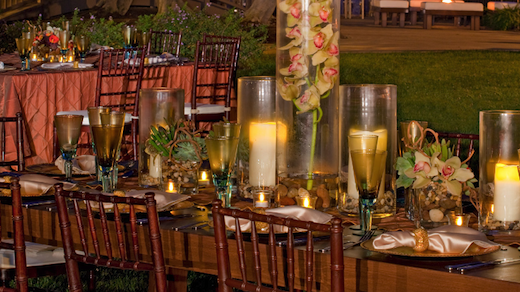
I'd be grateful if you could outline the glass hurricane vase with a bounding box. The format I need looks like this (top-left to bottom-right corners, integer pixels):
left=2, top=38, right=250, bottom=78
left=414, top=181, right=462, bottom=229
left=275, top=0, right=340, bottom=211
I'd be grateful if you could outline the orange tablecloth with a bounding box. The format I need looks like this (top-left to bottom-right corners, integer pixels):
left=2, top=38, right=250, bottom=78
left=0, top=53, right=201, bottom=165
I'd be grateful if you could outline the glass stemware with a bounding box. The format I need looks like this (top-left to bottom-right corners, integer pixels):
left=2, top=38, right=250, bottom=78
left=122, top=26, right=137, bottom=49
left=55, top=115, right=84, bottom=182
left=91, top=112, right=125, bottom=193
left=88, top=107, right=111, bottom=182
left=206, top=136, right=240, bottom=208
left=76, top=35, right=91, bottom=62
left=15, top=33, right=32, bottom=71
left=349, top=135, right=387, bottom=235
left=59, top=30, right=70, bottom=62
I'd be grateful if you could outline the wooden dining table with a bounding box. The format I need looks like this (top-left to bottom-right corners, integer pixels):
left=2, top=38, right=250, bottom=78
left=4, top=178, right=520, bottom=292
left=0, top=53, right=217, bottom=166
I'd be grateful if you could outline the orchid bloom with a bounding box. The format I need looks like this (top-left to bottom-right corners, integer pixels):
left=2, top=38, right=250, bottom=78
left=404, top=152, right=438, bottom=189
left=309, top=0, right=333, bottom=27
left=277, top=77, right=305, bottom=101
left=279, top=47, right=308, bottom=78
left=279, top=26, right=303, bottom=50
left=306, top=24, right=334, bottom=56
left=295, top=86, right=321, bottom=113
left=431, top=156, right=474, bottom=195
left=312, top=31, right=339, bottom=65
left=315, top=57, right=339, bottom=94
left=279, top=0, right=302, bottom=27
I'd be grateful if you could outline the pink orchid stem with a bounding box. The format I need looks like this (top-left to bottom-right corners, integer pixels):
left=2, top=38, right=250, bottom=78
left=307, top=109, right=318, bottom=190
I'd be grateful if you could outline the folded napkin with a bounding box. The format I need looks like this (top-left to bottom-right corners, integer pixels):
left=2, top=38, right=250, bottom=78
left=0, top=174, right=75, bottom=196
left=55, top=155, right=96, bottom=175
left=0, top=61, right=4, bottom=69
left=41, top=62, right=93, bottom=69
left=372, top=225, right=500, bottom=254
left=93, top=190, right=190, bottom=212
left=147, top=53, right=177, bottom=64
left=225, top=205, right=334, bottom=233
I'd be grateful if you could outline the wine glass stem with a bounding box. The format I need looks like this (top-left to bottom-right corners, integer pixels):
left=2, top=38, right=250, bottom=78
left=359, top=197, right=376, bottom=234
left=64, top=159, right=73, bottom=182
left=213, top=175, right=231, bottom=207
left=101, top=169, right=114, bottom=193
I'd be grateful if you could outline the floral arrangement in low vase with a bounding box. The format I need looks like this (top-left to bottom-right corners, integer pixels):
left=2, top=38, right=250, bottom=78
left=396, top=122, right=477, bottom=227
left=144, top=119, right=207, bottom=194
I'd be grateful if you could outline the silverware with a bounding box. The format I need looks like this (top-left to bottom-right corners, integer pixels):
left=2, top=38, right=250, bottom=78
left=277, top=235, right=330, bottom=247
left=446, top=258, right=520, bottom=273
left=319, top=230, right=375, bottom=253
left=173, top=221, right=208, bottom=231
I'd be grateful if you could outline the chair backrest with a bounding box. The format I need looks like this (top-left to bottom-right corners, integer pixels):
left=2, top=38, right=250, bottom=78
left=202, top=34, right=241, bottom=75
left=0, top=112, right=25, bottom=171
left=54, top=185, right=166, bottom=292
left=148, top=30, right=182, bottom=57
left=433, top=132, right=479, bottom=163
left=0, top=178, right=28, bottom=292
left=211, top=200, right=344, bottom=292
left=190, top=41, right=238, bottom=127
left=95, top=47, right=147, bottom=117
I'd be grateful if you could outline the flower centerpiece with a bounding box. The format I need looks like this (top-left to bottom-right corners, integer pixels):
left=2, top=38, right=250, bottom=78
left=275, top=0, right=340, bottom=210
left=144, top=119, right=207, bottom=194
left=30, top=24, right=62, bottom=61
left=396, top=122, right=477, bottom=227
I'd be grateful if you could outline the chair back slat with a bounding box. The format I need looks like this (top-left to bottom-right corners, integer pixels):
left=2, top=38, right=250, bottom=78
left=54, top=186, right=167, bottom=292
left=0, top=113, right=25, bottom=171
left=113, top=205, right=126, bottom=261
left=148, top=30, right=182, bottom=57
left=234, top=217, right=248, bottom=284
left=434, top=132, right=479, bottom=163
left=72, top=200, right=89, bottom=254
left=212, top=200, right=345, bottom=292
left=98, top=201, right=113, bottom=259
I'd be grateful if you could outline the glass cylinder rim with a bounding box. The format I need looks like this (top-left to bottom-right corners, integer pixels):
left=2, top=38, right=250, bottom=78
left=55, top=114, right=84, bottom=119
left=348, top=134, right=379, bottom=139
left=480, top=110, right=520, bottom=115
left=206, top=136, right=239, bottom=141
left=340, top=84, right=397, bottom=89
left=238, top=76, right=275, bottom=81
left=140, top=87, right=184, bottom=94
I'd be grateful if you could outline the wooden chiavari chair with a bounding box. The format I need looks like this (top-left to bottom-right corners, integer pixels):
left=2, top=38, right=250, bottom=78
left=212, top=200, right=345, bottom=292
left=148, top=30, right=182, bottom=57
left=0, top=112, right=25, bottom=171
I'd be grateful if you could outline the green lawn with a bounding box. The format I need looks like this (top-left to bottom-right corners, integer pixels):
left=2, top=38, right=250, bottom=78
left=242, top=50, right=520, bottom=135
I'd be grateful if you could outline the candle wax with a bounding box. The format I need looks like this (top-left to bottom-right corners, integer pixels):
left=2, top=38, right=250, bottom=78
left=494, top=163, right=520, bottom=221
left=249, top=122, right=276, bottom=187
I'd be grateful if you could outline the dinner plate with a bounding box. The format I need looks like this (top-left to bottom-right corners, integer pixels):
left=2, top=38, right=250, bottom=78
left=26, top=163, right=124, bottom=177
left=361, top=238, right=500, bottom=258
left=0, top=66, right=17, bottom=72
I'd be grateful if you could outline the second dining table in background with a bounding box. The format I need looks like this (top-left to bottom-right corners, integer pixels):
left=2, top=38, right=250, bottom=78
left=0, top=53, right=222, bottom=165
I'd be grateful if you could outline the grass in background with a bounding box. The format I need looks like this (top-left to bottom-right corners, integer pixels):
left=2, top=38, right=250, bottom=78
left=242, top=50, right=520, bottom=135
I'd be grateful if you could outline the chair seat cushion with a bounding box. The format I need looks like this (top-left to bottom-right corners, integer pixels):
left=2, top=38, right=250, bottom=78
left=373, top=0, right=409, bottom=8
left=56, top=110, right=135, bottom=125
left=184, top=103, right=225, bottom=116
left=487, top=1, right=518, bottom=10
left=421, top=2, right=484, bottom=11
left=0, top=241, right=65, bottom=268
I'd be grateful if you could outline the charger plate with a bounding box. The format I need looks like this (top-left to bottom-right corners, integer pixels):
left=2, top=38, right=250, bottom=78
left=361, top=238, right=500, bottom=258
left=26, top=163, right=124, bottom=177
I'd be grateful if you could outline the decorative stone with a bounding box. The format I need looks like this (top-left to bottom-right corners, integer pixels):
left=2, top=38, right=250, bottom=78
left=429, top=209, right=445, bottom=222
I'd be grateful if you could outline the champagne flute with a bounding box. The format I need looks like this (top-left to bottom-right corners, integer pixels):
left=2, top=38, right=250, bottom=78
left=15, top=33, right=32, bottom=71
left=91, top=112, right=125, bottom=193
left=59, top=30, right=70, bottom=62
left=122, top=26, right=137, bottom=49
left=88, top=106, right=111, bottom=182
left=55, top=115, right=84, bottom=182
left=76, top=35, right=91, bottom=63
left=349, top=134, right=387, bottom=235
left=206, top=136, right=240, bottom=207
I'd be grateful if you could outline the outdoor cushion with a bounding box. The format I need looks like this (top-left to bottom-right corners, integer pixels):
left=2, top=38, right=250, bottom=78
left=373, top=0, right=409, bottom=8
left=421, top=2, right=484, bottom=11
left=487, top=1, right=519, bottom=10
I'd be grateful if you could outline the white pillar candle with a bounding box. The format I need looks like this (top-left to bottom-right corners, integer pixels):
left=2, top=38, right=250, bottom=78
left=149, top=153, right=162, bottom=179
left=347, top=129, right=388, bottom=199
left=249, top=122, right=276, bottom=187
left=494, top=163, right=520, bottom=221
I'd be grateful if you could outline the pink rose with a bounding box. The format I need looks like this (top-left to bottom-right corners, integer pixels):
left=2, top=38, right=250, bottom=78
left=313, top=32, right=325, bottom=49
left=441, top=165, right=455, bottom=178
left=414, top=161, right=431, bottom=174
left=290, top=3, right=301, bottom=19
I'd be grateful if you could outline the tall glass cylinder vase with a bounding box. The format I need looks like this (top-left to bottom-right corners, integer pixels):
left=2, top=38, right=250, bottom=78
left=138, top=88, right=184, bottom=188
left=276, top=0, right=340, bottom=210
left=479, top=110, right=520, bottom=234
left=338, top=85, right=397, bottom=218
left=236, top=76, right=277, bottom=200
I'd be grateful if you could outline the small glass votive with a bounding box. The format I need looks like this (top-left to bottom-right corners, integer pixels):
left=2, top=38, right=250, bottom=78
left=198, top=169, right=211, bottom=186
left=163, top=178, right=176, bottom=193
left=296, top=196, right=318, bottom=209
left=448, top=213, right=471, bottom=227
left=253, top=190, right=273, bottom=208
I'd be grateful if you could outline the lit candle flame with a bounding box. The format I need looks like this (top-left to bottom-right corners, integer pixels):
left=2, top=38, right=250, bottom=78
left=456, top=216, right=463, bottom=226
left=167, top=181, right=175, bottom=193
left=259, top=192, right=265, bottom=202
left=201, top=171, right=207, bottom=181
left=303, top=197, right=310, bottom=208
left=491, top=204, right=494, bottom=214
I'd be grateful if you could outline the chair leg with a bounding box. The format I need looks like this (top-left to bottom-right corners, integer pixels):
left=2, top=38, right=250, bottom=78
left=382, top=12, right=388, bottom=27
left=374, top=11, right=380, bottom=25
left=391, top=12, right=398, bottom=26
left=411, top=11, right=417, bottom=25
left=88, top=269, right=96, bottom=291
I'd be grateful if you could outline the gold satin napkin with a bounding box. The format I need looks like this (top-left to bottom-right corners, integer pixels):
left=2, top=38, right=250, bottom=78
left=0, top=174, right=76, bottom=196
left=372, top=225, right=500, bottom=254
left=225, top=206, right=334, bottom=233
left=90, top=190, right=190, bottom=212
left=55, top=155, right=96, bottom=175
